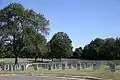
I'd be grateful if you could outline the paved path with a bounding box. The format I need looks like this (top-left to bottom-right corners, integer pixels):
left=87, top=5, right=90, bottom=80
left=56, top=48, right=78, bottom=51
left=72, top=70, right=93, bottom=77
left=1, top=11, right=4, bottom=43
left=0, top=76, right=86, bottom=80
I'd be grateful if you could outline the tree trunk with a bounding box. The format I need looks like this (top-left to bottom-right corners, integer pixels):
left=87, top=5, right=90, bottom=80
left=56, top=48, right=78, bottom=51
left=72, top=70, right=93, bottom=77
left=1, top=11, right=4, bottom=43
left=13, top=34, right=18, bottom=64
left=42, top=57, right=43, bottom=62
left=15, top=55, right=18, bottom=64
left=35, top=57, right=37, bottom=62
left=52, top=58, right=53, bottom=61
left=60, top=56, right=62, bottom=62
left=60, top=58, right=62, bottom=62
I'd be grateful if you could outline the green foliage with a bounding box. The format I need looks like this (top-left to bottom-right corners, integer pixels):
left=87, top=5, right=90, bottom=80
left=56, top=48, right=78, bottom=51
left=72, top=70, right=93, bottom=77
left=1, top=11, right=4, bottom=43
left=49, top=32, right=73, bottom=59
left=23, top=27, right=47, bottom=60
left=1, top=3, right=120, bottom=61
left=76, top=37, right=120, bottom=60
left=0, top=3, right=50, bottom=63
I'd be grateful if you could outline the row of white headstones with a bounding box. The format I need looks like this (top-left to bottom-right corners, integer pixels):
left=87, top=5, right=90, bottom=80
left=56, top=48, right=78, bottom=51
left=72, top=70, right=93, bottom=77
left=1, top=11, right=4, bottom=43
left=0, top=61, right=116, bottom=72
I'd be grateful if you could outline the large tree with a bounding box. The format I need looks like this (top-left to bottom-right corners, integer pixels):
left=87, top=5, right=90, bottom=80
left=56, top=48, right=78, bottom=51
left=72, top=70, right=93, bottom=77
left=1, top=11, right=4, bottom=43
left=49, top=32, right=73, bottom=60
left=0, top=3, right=50, bottom=64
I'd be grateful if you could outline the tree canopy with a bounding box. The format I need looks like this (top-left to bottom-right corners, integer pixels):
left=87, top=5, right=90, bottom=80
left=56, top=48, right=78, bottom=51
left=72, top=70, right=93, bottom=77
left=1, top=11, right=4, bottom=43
left=73, top=37, right=120, bottom=60
left=0, top=3, right=50, bottom=64
left=49, top=32, right=73, bottom=60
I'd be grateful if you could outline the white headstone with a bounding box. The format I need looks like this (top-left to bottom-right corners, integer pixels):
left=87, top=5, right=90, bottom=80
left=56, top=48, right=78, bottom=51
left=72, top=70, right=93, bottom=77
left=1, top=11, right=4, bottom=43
left=109, top=63, right=115, bottom=72
left=68, top=64, right=72, bottom=69
left=34, top=64, right=38, bottom=70
left=62, top=62, right=66, bottom=70
left=48, top=64, right=52, bottom=70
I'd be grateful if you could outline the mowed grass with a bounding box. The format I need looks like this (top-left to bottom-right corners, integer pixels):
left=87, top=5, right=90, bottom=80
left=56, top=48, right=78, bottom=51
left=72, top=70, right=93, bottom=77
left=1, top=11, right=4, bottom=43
left=0, top=58, right=15, bottom=63
left=0, top=58, right=28, bottom=63
left=0, top=58, right=120, bottom=80
left=0, top=58, right=50, bottom=63
left=0, top=66, right=120, bottom=80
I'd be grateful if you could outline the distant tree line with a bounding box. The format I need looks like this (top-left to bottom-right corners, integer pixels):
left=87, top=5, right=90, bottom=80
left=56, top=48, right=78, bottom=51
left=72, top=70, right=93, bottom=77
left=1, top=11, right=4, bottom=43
left=0, top=3, right=120, bottom=64
left=73, top=38, right=120, bottom=60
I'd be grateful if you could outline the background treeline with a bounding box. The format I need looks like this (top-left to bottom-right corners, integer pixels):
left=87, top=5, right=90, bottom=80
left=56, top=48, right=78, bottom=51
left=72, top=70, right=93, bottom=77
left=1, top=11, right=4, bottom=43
left=73, top=38, right=120, bottom=60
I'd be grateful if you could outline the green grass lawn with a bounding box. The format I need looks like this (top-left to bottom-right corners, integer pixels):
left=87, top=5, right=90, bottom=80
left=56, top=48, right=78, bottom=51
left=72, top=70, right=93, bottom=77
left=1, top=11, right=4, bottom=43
left=0, top=66, right=120, bottom=80
left=0, top=58, right=26, bottom=63
left=0, top=58, right=15, bottom=63
left=0, top=58, right=48, bottom=63
left=0, top=58, right=34, bottom=63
